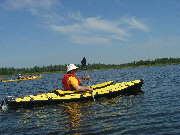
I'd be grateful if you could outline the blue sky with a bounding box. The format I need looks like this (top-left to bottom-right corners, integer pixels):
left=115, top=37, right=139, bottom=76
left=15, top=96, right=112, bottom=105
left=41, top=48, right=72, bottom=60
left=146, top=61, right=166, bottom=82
left=0, top=0, right=179, bottom=68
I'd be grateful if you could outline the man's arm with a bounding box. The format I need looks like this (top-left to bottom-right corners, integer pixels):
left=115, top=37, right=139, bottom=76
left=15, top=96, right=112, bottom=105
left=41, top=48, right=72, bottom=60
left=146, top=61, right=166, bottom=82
left=74, top=85, right=93, bottom=92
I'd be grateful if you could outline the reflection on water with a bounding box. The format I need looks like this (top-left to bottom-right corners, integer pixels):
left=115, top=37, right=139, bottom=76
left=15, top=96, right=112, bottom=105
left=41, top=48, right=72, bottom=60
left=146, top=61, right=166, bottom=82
left=62, top=101, right=93, bottom=131
left=17, top=101, right=94, bottom=133
left=16, top=93, right=143, bottom=134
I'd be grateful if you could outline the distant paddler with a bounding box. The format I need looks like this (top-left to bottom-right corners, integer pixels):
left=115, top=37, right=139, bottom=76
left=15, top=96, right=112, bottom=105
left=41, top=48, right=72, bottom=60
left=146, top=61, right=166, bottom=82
left=17, top=74, right=23, bottom=79
left=62, top=64, right=93, bottom=92
left=81, top=57, right=87, bottom=69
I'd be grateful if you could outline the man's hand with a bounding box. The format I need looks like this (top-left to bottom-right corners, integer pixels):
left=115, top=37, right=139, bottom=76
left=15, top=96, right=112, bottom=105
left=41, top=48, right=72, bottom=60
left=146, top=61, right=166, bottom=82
left=83, top=75, right=90, bottom=80
left=88, top=87, right=93, bottom=92
left=80, top=75, right=90, bottom=82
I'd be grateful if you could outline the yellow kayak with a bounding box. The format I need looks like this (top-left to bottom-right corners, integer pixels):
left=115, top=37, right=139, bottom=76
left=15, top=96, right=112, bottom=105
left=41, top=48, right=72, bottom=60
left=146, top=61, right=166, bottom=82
left=1, top=75, right=42, bottom=82
left=1, top=79, right=143, bottom=109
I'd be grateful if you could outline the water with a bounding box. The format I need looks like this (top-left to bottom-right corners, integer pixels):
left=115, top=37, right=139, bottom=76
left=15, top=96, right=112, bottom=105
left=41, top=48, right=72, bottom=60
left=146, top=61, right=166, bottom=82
left=0, top=65, right=179, bottom=135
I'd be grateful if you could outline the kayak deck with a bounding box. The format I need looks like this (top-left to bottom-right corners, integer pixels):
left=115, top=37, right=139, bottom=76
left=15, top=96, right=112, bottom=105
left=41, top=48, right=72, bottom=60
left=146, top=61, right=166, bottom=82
left=2, top=79, right=143, bottom=109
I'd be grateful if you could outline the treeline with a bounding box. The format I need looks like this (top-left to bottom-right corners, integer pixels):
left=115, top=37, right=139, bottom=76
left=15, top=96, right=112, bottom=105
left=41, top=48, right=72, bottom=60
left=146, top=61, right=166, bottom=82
left=0, top=57, right=179, bottom=76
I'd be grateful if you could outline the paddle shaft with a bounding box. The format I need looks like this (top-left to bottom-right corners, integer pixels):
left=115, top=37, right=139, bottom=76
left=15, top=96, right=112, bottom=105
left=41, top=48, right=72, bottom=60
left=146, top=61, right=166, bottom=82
left=85, top=69, right=91, bottom=86
left=85, top=69, right=95, bottom=101
left=81, top=57, right=95, bottom=101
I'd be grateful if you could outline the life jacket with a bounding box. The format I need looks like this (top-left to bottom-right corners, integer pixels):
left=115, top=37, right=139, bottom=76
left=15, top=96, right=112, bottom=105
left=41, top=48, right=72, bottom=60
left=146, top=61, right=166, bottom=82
left=62, top=74, right=80, bottom=90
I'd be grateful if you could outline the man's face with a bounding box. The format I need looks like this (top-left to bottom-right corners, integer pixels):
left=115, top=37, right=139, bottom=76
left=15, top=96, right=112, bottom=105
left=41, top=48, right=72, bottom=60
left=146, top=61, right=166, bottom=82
left=70, top=69, right=77, bottom=75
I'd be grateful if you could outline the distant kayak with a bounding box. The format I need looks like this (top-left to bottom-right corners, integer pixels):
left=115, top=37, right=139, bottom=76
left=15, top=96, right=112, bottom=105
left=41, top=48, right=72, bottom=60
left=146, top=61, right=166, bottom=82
left=1, top=75, right=42, bottom=82
left=1, top=79, right=143, bottom=109
left=0, top=78, right=7, bottom=79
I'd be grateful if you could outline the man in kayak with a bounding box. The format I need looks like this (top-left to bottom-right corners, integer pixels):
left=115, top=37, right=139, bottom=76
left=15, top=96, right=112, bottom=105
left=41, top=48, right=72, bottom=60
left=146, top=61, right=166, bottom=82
left=62, top=64, right=93, bottom=92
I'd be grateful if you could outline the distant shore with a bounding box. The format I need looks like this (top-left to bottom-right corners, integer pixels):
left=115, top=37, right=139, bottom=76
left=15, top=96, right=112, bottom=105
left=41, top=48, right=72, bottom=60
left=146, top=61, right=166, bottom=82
left=0, top=57, right=179, bottom=77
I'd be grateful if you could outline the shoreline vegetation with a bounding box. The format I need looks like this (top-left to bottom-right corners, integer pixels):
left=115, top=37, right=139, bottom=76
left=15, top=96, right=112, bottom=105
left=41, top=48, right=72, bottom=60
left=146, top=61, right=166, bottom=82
left=0, top=57, right=179, bottom=77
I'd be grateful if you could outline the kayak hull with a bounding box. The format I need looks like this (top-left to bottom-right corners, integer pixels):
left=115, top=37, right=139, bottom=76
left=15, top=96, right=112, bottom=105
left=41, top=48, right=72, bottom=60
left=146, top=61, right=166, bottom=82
left=2, top=79, right=143, bottom=109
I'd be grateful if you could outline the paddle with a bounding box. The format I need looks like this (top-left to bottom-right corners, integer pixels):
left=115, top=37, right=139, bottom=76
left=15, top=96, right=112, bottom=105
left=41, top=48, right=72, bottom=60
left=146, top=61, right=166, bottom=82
left=81, top=57, right=95, bottom=101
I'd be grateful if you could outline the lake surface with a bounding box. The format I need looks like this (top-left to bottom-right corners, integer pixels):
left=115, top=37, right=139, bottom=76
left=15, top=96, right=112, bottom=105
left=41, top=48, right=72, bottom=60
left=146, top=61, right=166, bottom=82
left=0, top=65, right=180, bottom=135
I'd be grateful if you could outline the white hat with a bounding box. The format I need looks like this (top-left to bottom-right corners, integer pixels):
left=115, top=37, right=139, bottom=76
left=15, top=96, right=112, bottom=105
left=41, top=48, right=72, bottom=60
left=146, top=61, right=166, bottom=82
left=67, top=64, right=78, bottom=73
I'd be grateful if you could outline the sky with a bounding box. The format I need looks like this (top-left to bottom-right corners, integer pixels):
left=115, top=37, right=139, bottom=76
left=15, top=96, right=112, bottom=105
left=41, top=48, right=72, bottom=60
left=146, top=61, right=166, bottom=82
left=0, top=0, right=179, bottom=68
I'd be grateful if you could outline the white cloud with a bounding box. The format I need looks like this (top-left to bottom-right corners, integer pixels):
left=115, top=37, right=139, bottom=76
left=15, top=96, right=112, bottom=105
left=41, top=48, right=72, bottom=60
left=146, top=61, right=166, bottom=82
left=85, top=17, right=127, bottom=36
left=68, top=11, right=85, bottom=22
left=2, top=0, right=150, bottom=45
left=3, top=0, right=59, bottom=10
left=124, top=17, right=151, bottom=32
left=51, top=13, right=150, bottom=45
left=52, top=24, right=89, bottom=35
left=71, top=35, right=110, bottom=45
left=2, top=0, right=63, bottom=26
